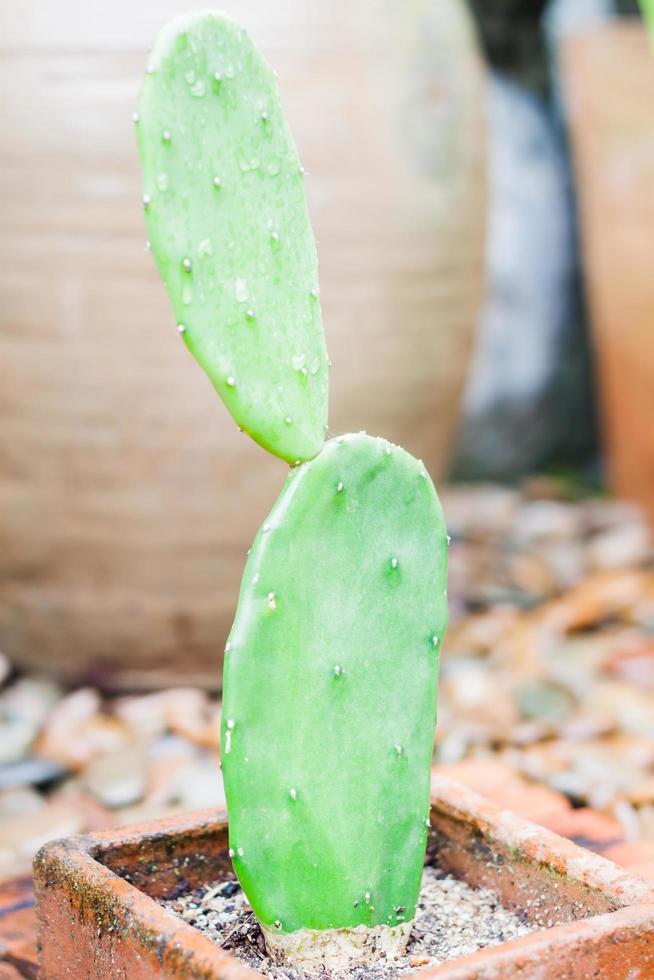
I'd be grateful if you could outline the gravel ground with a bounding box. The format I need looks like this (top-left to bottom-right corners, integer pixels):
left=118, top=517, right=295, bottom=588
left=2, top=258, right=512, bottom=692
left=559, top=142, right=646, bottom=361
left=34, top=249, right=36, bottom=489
left=162, top=866, right=533, bottom=978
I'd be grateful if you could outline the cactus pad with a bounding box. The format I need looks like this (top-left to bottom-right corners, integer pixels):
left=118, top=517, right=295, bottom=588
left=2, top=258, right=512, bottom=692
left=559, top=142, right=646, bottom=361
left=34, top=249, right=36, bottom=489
left=137, top=13, right=329, bottom=463
left=221, top=433, right=448, bottom=935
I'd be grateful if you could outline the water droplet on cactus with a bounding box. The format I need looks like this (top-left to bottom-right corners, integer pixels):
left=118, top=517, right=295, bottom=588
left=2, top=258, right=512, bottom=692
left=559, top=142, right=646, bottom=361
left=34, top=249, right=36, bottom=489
left=395, top=744, right=403, bottom=756
left=270, top=230, right=280, bottom=244
left=364, top=892, right=371, bottom=904
left=239, top=156, right=260, bottom=172
left=267, top=592, right=277, bottom=610
left=142, top=194, right=152, bottom=209
left=284, top=416, right=293, bottom=426
left=274, top=920, right=282, bottom=930
left=336, top=481, right=344, bottom=493
left=177, top=324, right=186, bottom=334
left=289, top=788, right=297, bottom=800
left=226, top=719, right=235, bottom=730
left=333, top=664, right=343, bottom=677
left=237, top=846, right=244, bottom=857
left=132, top=111, right=139, bottom=123
left=213, top=175, right=222, bottom=189
left=263, top=524, right=271, bottom=533
left=144, top=241, right=151, bottom=252
left=447, top=534, right=452, bottom=545
left=310, top=287, right=318, bottom=300
left=229, top=847, right=235, bottom=858
left=432, top=635, right=439, bottom=647
left=252, top=573, right=259, bottom=585
left=245, top=309, right=255, bottom=321
left=161, top=129, right=172, bottom=143
left=260, top=110, right=270, bottom=123
left=292, top=353, right=305, bottom=370
left=182, top=257, right=192, bottom=273
left=226, top=376, right=236, bottom=388
left=234, top=278, right=249, bottom=303
left=224, top=641, right=231, bottom=653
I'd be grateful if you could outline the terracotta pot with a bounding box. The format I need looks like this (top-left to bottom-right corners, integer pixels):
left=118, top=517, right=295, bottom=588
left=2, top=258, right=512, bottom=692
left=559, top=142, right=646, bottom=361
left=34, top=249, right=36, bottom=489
left=562, top=21, right=654, bottom=524
left=0, top=0, right=485, bottom=690
left=34, top=777, right=654, bottom=978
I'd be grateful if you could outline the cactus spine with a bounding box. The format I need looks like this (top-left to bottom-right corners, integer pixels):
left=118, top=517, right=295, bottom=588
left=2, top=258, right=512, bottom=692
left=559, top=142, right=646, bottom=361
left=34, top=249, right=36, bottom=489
left=138, top=12, right=449, bottom=969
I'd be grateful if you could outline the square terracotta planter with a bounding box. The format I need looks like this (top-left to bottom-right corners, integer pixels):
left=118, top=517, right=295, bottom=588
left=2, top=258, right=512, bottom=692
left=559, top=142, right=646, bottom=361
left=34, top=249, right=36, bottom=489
left=34, top=776, right=654, bottom=979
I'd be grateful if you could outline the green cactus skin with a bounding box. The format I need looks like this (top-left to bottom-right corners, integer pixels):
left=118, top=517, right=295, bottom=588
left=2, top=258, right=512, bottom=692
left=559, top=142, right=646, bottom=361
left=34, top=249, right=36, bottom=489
left=136, top=12, right=329, bottom=463
left=221, top=433, right=448, bottom=935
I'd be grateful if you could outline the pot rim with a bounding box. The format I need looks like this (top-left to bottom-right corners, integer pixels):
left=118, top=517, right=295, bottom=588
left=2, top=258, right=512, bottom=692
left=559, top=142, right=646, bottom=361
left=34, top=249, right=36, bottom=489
left=34, top=776, right=654, bottom=979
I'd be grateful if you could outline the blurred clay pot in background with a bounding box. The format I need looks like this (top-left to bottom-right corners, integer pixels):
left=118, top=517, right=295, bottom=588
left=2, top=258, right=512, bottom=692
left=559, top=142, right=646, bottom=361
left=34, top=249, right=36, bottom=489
left=0, top=0, right=485, bottom=689
left=562, top=21, right=654, bottom=524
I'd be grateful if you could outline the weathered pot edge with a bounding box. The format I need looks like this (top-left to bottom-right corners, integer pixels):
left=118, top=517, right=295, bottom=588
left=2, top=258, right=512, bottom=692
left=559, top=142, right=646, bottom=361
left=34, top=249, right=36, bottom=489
left=430, top=774, right=654, bottom=907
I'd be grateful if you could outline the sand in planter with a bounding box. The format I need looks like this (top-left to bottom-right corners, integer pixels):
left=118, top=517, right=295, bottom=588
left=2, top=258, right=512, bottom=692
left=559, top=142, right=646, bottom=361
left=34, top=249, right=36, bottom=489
left=162, top=865, right=535, bottom=978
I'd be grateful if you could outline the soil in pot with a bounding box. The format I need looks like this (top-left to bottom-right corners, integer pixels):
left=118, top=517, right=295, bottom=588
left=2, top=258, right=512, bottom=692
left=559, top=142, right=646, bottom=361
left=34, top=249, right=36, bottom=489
left=161, top=865, right=536, bottom=979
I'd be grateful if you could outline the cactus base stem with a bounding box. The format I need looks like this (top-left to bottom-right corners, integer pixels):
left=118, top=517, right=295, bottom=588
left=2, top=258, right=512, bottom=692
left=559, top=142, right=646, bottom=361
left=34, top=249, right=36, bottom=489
left=261, top=920, right=413, bottom=969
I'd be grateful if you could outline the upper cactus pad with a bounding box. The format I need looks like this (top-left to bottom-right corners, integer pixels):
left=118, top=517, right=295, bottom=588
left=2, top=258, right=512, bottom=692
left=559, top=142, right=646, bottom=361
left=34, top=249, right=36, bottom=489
left=221, top=433, right=448, bottom=934
left=137, top=12, right=329, bottom=462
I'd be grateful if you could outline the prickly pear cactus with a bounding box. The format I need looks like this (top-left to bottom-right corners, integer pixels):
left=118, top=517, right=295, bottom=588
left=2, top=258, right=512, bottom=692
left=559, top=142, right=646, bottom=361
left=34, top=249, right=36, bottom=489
left=221, top=433, right=448, bottom=955
left=136, top=12, right=328, bottom=463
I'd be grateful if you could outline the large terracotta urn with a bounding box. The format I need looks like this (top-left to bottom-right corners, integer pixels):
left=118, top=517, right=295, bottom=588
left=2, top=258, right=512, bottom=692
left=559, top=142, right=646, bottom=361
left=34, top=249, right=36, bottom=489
left=0, top=0, right=485, bottom=688
left=563, top=21, right=654, bottom=523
